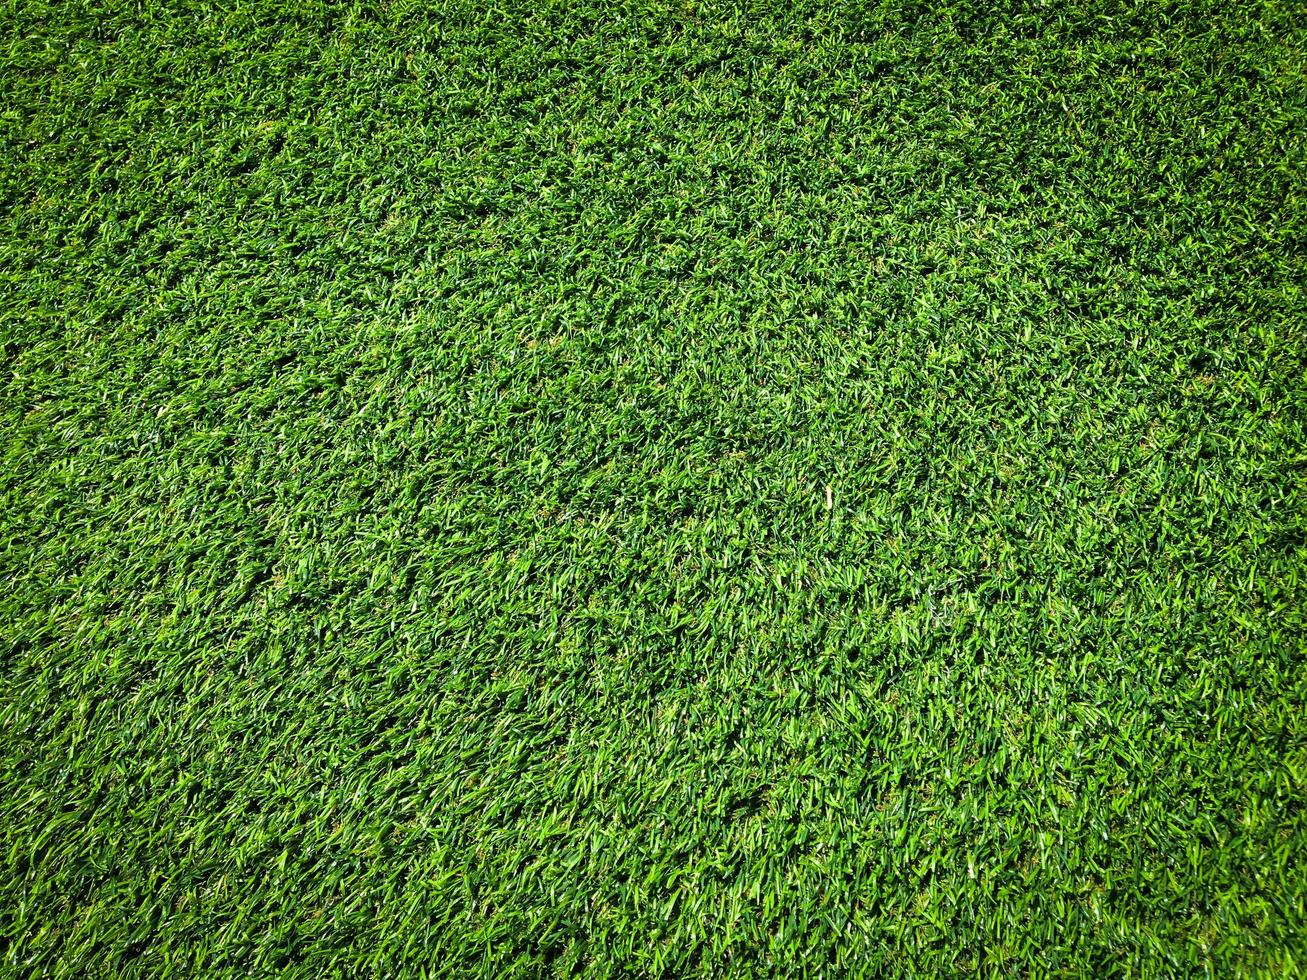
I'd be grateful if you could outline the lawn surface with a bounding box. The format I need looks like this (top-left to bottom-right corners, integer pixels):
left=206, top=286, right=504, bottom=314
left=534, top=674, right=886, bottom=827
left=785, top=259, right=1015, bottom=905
left=3, top=0, right=1306, bottom=974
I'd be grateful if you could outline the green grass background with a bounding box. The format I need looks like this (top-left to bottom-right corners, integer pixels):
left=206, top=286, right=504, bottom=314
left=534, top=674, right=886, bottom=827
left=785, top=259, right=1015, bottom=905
left=3, top=0, right=1305, bottom=974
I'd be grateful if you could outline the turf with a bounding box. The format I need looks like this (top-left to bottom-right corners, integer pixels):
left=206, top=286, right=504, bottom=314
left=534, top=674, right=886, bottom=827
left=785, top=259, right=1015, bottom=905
left=2, top=0, right=1306, bottom=974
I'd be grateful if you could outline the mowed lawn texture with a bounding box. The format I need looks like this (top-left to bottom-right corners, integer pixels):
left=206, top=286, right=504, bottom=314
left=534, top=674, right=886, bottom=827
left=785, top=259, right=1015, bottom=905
left=2, top=0, right=1305, bottom=974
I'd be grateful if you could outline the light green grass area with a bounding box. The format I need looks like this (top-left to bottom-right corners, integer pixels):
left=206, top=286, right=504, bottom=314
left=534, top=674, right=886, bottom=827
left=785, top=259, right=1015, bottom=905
left=2, top=0, right=1305, bottom=974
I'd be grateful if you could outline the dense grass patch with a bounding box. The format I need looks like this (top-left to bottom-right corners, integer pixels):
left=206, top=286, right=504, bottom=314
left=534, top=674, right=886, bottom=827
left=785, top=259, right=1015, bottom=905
left=2, top=0, right=1305, bottom=974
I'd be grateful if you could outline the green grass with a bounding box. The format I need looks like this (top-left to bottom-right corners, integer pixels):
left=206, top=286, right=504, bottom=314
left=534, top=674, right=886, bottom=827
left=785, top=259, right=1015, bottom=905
left=2, top=0, right=1305, bottom=974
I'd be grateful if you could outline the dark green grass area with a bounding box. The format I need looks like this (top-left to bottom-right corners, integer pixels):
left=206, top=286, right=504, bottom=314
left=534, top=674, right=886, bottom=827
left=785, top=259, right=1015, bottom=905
left=3, top=0, right=1306, bottom=973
